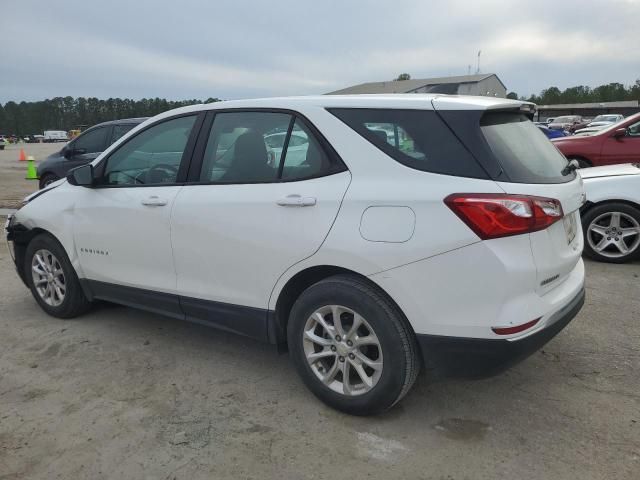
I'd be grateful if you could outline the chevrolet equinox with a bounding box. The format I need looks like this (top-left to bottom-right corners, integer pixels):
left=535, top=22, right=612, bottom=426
left=6, top=95, right=586, bottom=415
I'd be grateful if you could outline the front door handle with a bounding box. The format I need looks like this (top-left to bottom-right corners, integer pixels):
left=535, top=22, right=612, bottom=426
left=277, top=194, right=316, bottom=207
left=141, top=196, right=168, bottom=207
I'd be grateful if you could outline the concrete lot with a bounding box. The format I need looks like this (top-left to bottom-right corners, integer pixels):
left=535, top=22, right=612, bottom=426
left=0, top=143, right=60, bottom=209
left=0, top=229, right=638, bottom=479
left=0, top=142, right=639, bottom=478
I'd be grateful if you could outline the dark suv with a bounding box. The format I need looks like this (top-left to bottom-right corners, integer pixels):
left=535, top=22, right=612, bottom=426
left=37, top=118, right=147, bottom=188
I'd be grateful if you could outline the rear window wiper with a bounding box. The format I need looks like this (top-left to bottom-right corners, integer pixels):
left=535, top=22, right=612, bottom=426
left=561, top=159, right=579, bottom=176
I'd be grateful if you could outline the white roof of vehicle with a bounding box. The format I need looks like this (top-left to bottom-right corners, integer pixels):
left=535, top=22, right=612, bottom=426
left=149, top=94, right=531, bottom=123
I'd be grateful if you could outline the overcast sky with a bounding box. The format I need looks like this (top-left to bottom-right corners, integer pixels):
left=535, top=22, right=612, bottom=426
left=2, top=0, right=639, bottom=103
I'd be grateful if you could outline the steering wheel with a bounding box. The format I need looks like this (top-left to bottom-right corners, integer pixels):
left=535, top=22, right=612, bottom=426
left=146, top=163, right=179, bottom=184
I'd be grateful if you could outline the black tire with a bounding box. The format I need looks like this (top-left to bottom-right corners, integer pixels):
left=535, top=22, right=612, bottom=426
left=24, top=233, right=92, bottom=318
left=39, top=173, right=60, bottom=190
left=287, top=274, right=420, bottom=415
left=582, top=202, right=640, bottom=263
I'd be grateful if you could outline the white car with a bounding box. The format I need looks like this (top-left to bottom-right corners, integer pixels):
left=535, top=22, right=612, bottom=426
left=580, top=164, right=640, bottom=263
left=264, top=131, right=309, bottom=166
left=43, top=130, right=69, bottom=142
left=586, top=114, right=624, bottom=128
left=5, top=95, right=586, bottom=415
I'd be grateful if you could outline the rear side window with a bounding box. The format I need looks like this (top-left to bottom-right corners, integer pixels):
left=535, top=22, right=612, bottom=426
left=480, top=112, right=574, bottom=183
left=328, top=108, right=487, bottom=178
left=198, top=111, right=343, bottom=183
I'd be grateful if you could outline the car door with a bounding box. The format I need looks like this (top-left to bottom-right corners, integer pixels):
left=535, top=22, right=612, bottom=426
left=170, top=110, right=350, bottom=339
left=66, top=125, right=111, bottom=170
left=599, top=119, right=640, bottom=165
left=72, top=114, right=202, bottom=315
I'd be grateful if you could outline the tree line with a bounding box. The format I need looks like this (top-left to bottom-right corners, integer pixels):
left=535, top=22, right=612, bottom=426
left=3, top=79, right=640, bottom=135
left=0, top=96, right=221, bottom=136
left=508, top=79, right=640, bottom=105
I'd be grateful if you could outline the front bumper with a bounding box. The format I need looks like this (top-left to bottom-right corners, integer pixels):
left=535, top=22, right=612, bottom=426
left=4, top=214, right=16, bottom=262
left=416, top=287, right=585, bottom=379
left=5, top=214, right=30, bottom=287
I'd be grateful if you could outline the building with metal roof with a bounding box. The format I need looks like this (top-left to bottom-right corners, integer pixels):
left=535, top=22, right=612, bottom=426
left=536, top=100, right=640, bottom=121
left=328, top=74, right=507, bottom=98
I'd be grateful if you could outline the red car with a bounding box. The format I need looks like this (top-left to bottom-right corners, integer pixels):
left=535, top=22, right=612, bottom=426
left=552, top=112, right=640, bottom=167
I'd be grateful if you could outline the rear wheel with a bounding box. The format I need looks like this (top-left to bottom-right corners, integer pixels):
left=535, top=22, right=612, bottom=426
left=287, top=274, right=419, bottom=415
left=582, top=203, right=640, bottom=263
left=39, top=173, right=60, bottom=189
left=25, top=234, right=92, bottom=318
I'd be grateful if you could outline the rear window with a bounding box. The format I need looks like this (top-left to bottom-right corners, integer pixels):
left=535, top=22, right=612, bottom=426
left=328, top=108, right=488, bottom=179
left=480, top=112, right=574, bottom=184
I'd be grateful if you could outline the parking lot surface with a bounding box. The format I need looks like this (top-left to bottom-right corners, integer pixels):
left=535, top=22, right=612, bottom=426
left=1, top=234, right=638, bottom=479
left=0, top=143, right=61, bottom=209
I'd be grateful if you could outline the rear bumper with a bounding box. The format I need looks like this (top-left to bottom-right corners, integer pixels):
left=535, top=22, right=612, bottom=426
left=416, top=287, right=585, bottom=379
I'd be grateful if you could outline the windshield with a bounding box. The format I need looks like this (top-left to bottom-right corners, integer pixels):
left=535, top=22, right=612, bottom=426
left=592, top=115, right=618, bottom=122
left=481, top=112, right=574, bottom=184
left=553, top=116, right=576, bottom=123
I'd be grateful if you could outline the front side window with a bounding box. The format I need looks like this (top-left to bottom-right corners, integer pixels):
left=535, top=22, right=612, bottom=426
left=73, top=127, right=108, bottom=154
left=101, top=115, right=196, bottom=186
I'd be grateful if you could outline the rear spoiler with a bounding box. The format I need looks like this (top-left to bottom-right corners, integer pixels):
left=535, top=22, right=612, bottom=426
left=431, top=96, right=537, bottom=119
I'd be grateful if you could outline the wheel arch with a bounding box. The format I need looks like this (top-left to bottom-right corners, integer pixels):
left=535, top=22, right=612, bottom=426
left=581, top=198, right=640, bottom=221
left=11, top=227, right=73, bottom=288
left=270, top=264, right=414, bottom=349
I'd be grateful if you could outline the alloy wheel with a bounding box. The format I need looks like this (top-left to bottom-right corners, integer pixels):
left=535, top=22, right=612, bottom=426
left=31, top=249, right=66, bottom=306
left=302, top=305, right=383, bottom=396
left=587, top=211, right=640, bottom=259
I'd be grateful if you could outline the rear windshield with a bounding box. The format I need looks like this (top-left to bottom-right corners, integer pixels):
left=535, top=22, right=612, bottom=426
left=481, top=112, right=574, bottom=183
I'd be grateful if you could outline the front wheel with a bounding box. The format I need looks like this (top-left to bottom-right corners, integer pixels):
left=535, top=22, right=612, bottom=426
left=287, top=274, right=420, bottom=415
left=25, top=234, right=92, bottom=318
left=582, top=203, right=640, bottom=263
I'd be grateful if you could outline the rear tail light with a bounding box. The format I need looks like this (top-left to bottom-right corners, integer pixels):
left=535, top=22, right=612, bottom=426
left=445, top=193, right=563, bottom=240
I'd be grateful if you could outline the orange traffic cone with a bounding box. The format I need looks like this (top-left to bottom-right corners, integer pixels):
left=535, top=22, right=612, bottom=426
left=19, top=148, right=26, bottom=161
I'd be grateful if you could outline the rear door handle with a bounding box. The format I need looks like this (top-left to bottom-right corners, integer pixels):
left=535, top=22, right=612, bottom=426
left=277, top=194, right=317, bottom=207
left=141, top=196, right=168, bottom=207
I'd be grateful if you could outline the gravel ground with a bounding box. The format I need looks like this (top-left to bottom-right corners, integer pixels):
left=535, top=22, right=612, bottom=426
left=0, top=143, right=60, bottom=208
left=0, top=221, right=639, bottom=478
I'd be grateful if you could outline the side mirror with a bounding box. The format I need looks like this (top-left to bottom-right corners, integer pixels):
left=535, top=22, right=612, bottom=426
left=63, top=147, right=74, bottom=159
left=67, top=164, right=94, bottom=187
left=612, top=127, right=627, bottom=139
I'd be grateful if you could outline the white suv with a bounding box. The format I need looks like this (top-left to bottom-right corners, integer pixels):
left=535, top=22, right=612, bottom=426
left=6, top=95, right=586, bottom=415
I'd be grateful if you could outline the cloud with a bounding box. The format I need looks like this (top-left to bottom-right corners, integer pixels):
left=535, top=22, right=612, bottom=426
left=1, top=0, right=638, bottom=102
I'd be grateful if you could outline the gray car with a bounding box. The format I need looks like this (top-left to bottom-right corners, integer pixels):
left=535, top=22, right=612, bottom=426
left=37, top=118, right=147, bottom=188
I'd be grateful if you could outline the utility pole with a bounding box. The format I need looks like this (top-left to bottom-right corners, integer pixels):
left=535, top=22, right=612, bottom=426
left=476, top=50, right=481, bottom=74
